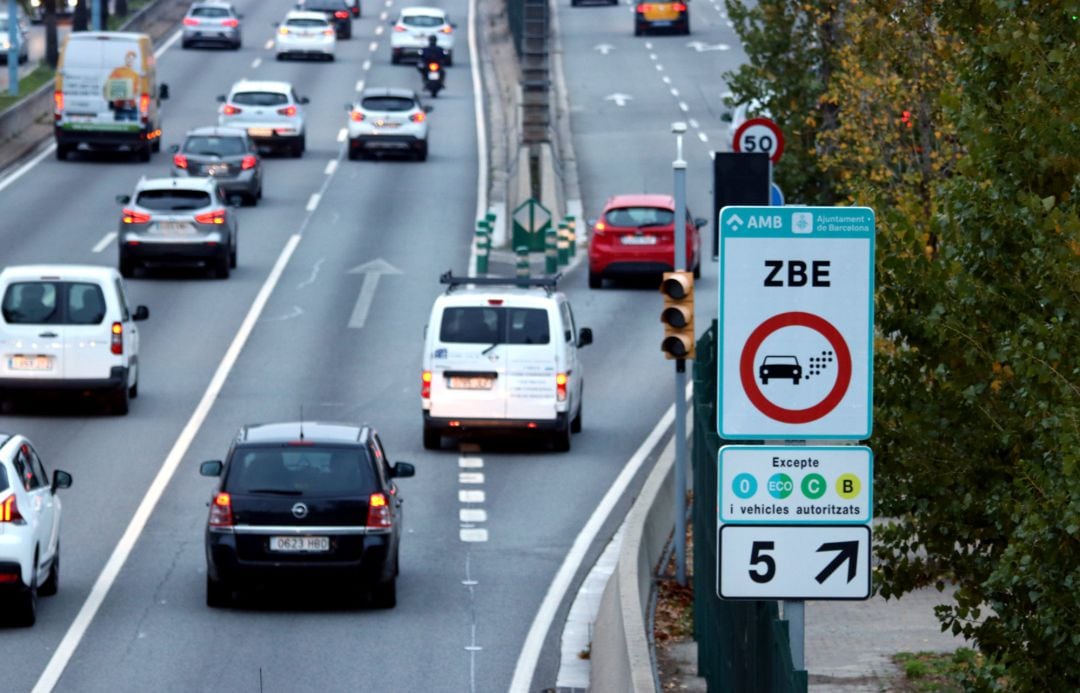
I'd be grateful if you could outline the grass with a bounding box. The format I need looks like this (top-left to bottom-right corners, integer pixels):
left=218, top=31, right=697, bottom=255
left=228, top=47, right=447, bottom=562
left=0, top=64, right=55, bottom=112
left=891, top=648, right=982, bottom=692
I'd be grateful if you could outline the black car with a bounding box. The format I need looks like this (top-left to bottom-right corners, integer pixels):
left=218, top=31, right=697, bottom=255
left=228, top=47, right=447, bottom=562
left=297, top=0, right=352, bottom=39
left=199, top=421, right=415, bottom=608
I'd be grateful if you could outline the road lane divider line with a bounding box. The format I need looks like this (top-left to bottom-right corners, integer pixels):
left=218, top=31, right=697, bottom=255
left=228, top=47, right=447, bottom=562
left=459, top=456, right=483, bottom=468
left=91, top=232, right=117, bottom=254
left=355, top=79, right=365, bottom=92
left=459, top=472, right=484, bottom=484
left=698, top=132, right=709, bottom=143
left=661, top=75, right=671, bottom=84
left=460, top=528, right=488, bottom=542
left=459, top=489, right=485, bottom=503
left=679, top=101, right=689, bottom=112
left=655, top=63, right=664, bottom=71
left=251, top=57, right=261, bottom=68
left=375, top=25, right=384, bottom=35
left=649, top=52, right=658, bottom=60
left=670, top=87, right=680, bottom=97
left=467, top=0, right=487, bottom=276
left=306, top=193, right=321, bottom=212
left=380, top=11, right=389, bottom=20
left=362, top=59, right=372, bottom=71
left=369, top=41, right=378, bottom=52
left=337, top=127, right=348, bottom=142
left=688, top=118, right=699, bottom=129
left=460, top=508, right=487, bottom=523
left=324, top=160, right=337, bottom=175
left=154, top=30, right=182, bottom=58
left=31, top=232, right=304, bottom=693
left=264, top=39, right=274, bottom=50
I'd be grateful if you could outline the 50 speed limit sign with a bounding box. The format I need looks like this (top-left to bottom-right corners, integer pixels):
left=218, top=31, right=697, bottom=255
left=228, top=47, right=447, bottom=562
left=733, top=117, right=785, bottom=164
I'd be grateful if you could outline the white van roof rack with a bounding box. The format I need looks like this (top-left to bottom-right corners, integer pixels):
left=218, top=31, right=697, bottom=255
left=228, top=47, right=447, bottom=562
left=439, top=271, right=561, bottom=294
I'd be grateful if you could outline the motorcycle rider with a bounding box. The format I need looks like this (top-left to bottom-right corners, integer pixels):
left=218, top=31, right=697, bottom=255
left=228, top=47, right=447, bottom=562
left=417, top=35, right=447, bottom=84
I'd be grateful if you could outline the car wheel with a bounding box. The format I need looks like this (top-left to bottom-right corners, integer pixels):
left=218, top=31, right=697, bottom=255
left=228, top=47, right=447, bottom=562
left=152, top=136, right=161, bottom=153
left=693, top=261, right=701, bottom=279
left=230, top=241, right=237, bottom=269
left=634, top=25, right=643, bottom=36
left=39, top=546, right=59, bottom=597
left=232, top=40, right=242, bottom=50
left=129, top=374, right=138, bottom=399
left=181, top=40, right=191, bottom=49
left=214, top=253, right=231, bottom=279
left=423, top=425, right=441, bottom=450
left=391, top=52, right=400, bottom=65
left=206, top=575, right=232, bottom=608
left=109, top=384, right=130, bottom=415
left=415, top=141, right=428, bottom=162
left=370, top=578, right=397, bottom=609
left=348, top=143, right=361, bottom=161
left=136, top=143, right=151, bottom=163
left=256, top=185, right=263, bottom=200
left=445, top=51, right=453, bottom=67
left=571, top=394, right=583, bottom=433
left=119, top=255, right=136, bottom=278
left=275, top=52, right=285, bottom=61
left=552, top=422, right=572, bottom=453
left=292, top=138, right=304, bottom=158
left=588, top=271, right=602, bottom=289
left=56, top=143, right=71, bottom=161
left=15, top=554, right=38, bottom=627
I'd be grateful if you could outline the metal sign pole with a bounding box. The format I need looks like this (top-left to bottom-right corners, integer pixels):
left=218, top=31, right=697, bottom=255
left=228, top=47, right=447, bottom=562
left=93, top=0, right=103, bottom=31
left=672, top=122, right=688, bottom=585
left=785, top=599, right=805, bottom=669
left=6, top=0, right=17, bottom=96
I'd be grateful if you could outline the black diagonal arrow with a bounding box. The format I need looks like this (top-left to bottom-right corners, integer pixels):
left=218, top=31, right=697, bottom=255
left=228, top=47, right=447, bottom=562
left=815, top=541, right=859, bottom=584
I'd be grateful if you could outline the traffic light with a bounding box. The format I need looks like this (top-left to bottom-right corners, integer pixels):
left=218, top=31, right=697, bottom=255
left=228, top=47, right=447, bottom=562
left=660, top=271, right=695, bottom=360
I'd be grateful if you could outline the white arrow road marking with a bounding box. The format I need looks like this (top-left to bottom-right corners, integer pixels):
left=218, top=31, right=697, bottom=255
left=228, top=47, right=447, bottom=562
left=92, top=232, right=117, bottom=253
left=594, top=43, right=614, bottom=55
left=347, top=258, right=403, bottom=328
left=604, top=93, right=633, bottom=107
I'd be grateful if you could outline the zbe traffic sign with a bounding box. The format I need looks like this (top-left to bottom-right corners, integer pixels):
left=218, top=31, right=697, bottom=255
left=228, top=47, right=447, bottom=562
left=718, top=206, right=875, bottom=439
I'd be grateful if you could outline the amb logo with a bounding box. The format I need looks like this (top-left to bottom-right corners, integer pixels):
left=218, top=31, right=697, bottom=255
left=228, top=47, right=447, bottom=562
left=725, top=213, right=784, bottom=231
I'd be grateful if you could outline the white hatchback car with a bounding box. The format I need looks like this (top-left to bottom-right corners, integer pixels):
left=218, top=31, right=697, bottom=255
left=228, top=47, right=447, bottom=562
left=218, top=80, right=309, bottom=157
left=0, top=433, right=72, bottom=627
left=275, top=10, right=336, bottom=61
left=346, top=87, right=431, bottom=161
left=0, top=265, right=149, bottom=415
left=390, top=7, right=455, bottom=65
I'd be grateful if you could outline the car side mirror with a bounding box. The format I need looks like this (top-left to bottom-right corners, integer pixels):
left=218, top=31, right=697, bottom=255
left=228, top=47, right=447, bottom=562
left=720, top=112, right=733, bottom=123
left=694, top=217, right=708, bottom=228
left=577, top=327, right=593, bottom=348
left=451, top=22, right=458, bottom=28
left=216, top=94, right=226, bottom=102
left=159, top=84, right=169, bottom=100
left=299, top=96, right=310, bottom=104
left=51, top=470, right=72, bottom=493
left=423, top=105, right=433, bottom=113
left=391, top=462, right=415, bottom=478
left=116, top=194, right=131, bottom=204
left=199, top=460, right=223, bottom=477
left=133, top=305, right=150, bottom=321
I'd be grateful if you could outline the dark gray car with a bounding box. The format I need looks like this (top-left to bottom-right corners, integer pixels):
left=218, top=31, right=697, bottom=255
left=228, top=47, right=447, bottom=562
left=171, top=127, right=263, bottom=206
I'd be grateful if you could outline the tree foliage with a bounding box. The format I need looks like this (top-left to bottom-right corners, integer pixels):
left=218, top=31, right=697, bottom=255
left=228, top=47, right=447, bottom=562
left=725, top=1, right=1080, bottom=688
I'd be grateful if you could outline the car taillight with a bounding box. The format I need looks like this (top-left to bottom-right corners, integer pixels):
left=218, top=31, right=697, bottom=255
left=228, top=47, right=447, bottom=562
left=222, top=104, right=242, bottom=116
left=182, top=17, right=199, bottom=26
left=222, top=18, right=239, bottom=27
left=208, top=492, right=233, bottom=527
left=440, top=26, right=452, bottom=33
left=277, top=105, right=297, bottom=117
left=673, top=2, right=687, bottom=10
left=139, top=92, right=150, bottom=120
left=278, top=26, right=291, bottom=35
left=421, top=370, right=432, bottom=399
left=334, top=10, right=349, bottom=18
left=556, top=373, right=568, bottom=402
left=393, top=24, right=406, bottom=32
left=637, top=3, right=650, bottom=12
left=366, top=493, right=392, bottom=528
left=111, top=322, right=123, bottom=355
left=350, top=110, right=365, bottom=122
left=122, top=208, right=152, bottom=224
left=194, top=209, right=227, bottom=225
left=173, top=153, right=188, bottom=169
left=1, top=494, right=24, bottom=523
left=323, top=28, right=335, bottom=36
left=410, top=112, right=426, bottom=123
left=241, top=155, right=257, bottom=170
left=53, top=90, right=64, bottom=119
left=594, top=221, right=607, bottom=236
left=428, top=62, right=440, bottom=71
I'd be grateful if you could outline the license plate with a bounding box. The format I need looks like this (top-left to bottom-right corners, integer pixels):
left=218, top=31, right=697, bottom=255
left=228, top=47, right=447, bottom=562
left=428, top=71, right=440, bottom=79
left=448, top=376, right=494, bottom=390
left=269, top=536, right=330, bottom=552
left=375, top=120, right=400, bottom=129
left=248, top=127, right=273, bottom=137
left=9, top=355, right=52, bottom=371
left=621, top=235, right=658, bottom=245
left=155, top=221, right=196, bottom=235
left=207, top=164, right=229, bottom=175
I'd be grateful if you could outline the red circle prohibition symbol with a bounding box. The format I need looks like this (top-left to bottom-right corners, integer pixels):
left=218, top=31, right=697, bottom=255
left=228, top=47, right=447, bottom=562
left=739, top=312, right=852, bottom=424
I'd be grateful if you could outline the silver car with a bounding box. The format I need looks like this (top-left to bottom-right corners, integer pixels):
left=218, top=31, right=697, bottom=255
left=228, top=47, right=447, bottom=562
left=181, top=1, right=242, bottom=50
left=346, top=88, right=431, bottom=161
left=217, top=80, right=308, bottom=157
left=116, top=177, right=239, bottom=279
left=171, top=127, right=263, bottom=206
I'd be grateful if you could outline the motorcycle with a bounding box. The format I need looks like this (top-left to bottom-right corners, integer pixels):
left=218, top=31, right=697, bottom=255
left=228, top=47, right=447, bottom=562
left=420, top=61, right=444, bottom=98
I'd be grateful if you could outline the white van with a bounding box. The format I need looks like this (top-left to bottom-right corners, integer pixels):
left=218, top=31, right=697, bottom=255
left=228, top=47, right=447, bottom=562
left=0, top=265, right=149, bottom=415
left=421, top=273, right=593, bottom=452
left=54, top=31, right=169, bottom=162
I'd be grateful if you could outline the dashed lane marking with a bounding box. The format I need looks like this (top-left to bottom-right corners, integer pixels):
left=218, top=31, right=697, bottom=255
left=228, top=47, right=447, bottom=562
left=459, top=489, right=485, bottom=503
left=369, top=41, right=378, bottom=52
left=362, top=59, right=371, bottom=71
left=459, top=472, right=484, bottom=484
left=679, top=101, right=689, bottom=112
left=92, top=232, right=116, bottom=253
left=305, top=193, right=321, bottom=212
left=460, top=509, right=487, bottom=523
left=460, top=528, right=489, bottom=542
left=337, top=128, right=348, bottom=142
left=670, top=87, right=680, bottom=97
left=698, top=132, right=709, bottom=142
left=355, top=79, right=365, bottom=92
left=324, top=160, right=337, bottom=175
left=380, top=11, right=389, bottom=20
left=375, top=25, right=384, bottom=35
left=689, top=118, right=699, bottom=128
left=459, top=457, right=484, bottom=468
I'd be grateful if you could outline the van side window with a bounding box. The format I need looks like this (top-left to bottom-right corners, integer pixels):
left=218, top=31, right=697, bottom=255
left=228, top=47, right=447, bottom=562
left=560, top=302, right=577, bottom=344
left=114, top=279, right=131, bottom=321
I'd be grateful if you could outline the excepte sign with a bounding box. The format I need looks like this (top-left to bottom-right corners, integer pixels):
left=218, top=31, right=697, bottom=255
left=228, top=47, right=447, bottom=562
left=718, top=446, right=872, bottom=524
left=718, top=206, right=875, bottom=439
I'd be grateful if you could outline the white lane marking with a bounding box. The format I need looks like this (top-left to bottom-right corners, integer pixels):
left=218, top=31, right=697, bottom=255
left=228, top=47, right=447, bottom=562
left=264, top=39, right=274, bottom=50
left=305, top=193, right=321, bottom=212
left=459, top=472, right=484, bottom=484
left=0, top=144, right=54, bottom=193
left=385, top=0, right=392, bottom=6
left=679, top=101, right=689, bottom=112
left=645, top=41, right=653, bottom=49
left=655, top=63, right=664, bottom=71
left=688, top=118, right=700, bottom=128
left=467, top=0, right=488, bottom=276
left=670, top=87, right=680, bottom=97
left=459, top=489, right=485, bottom=503
left=459, top=456, right=484, bottom=468
left=337, top=128, right=348, bottom=142
left=649, top=52, right=658, bottom=60
left=91, top=232, right=117, bottom=253
left=379, top=11, right=389, bottom=20
left=355, top=79, right=365, bottom=92
left=362, top=59, right=371, bottom=71
left=369, top=41, right=378, bottom=52
left=460, top=528, right=489, bottom=542
left=698, top=132, right=709, bottom=142
left=251, top=57, right=261, bottom=68
left=662, top=75, right=671, bottom=84
left=154, top=30, right=182, bottom=58
left=460, top=508, right=487, bottom=523
left=324, top=160, right=337, bottom=175
left=31, top=233, right=304, bottom=693
left=375, top=25, right=384, bottom=35
left=508, top=391, right=688, bottom=693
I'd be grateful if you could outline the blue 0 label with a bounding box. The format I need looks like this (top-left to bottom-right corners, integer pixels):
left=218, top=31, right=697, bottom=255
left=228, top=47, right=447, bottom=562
left=732, top=473, right=757, bottom=499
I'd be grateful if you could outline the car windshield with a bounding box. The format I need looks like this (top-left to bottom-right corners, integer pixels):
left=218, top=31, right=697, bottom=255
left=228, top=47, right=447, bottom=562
left=225, top=446, right=376, bottom=497
left=2, top=281, right=107, bottom=325
left=183, top=136, right=247, bottom=156
left=360, top=96, right=415, bottom=112
left=764, top=356, right=798, bottom=365
left=440, top=307, right=550, bottom=345
left=192, top=7, right=231, bottom=17
left=304, top=0, right=346, bottom=9
left=403, top=15, right=443, bottom=27
left=135, top=189, right=212, bottom=211
left=285, top=17, right=329, bottom=27
left=604, top=206, right=675, bottom=228
left=231, top=91, right=288, bottom=106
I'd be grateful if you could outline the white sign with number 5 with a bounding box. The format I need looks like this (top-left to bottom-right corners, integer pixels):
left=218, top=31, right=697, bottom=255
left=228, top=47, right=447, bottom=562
left=733, top=117, right=785, bottom=164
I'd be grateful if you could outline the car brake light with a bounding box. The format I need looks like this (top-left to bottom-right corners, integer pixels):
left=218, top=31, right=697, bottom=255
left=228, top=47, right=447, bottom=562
left=111, top=322, right=123, bottom=355
left=595, top=221, right=607, bottom=233
left=277, top=105, right=297, bottom=117
left=637, top=3, right=650, bottom=12
left=673, top=2, right=687, bottom=10
left=139, top=92, right=150, bottom=119
left=122, top=208, right=152, bottom=224
left=487, top=299, right=503, bottom=305
left=428, top=62, right=440, bottom=71
left=183, top=17, right=199, bottom=26
left=53, top=90, right=64, bottom=119
left=222, top=18, right=239, bottom=27
left=1, top=494, right=24, bottom=523
left=366, top=493, right=392, bottom=528
left=194, top=209, right=227, bottom=225
left=334, top=10, right=349, bottom=18
left=323, top=28, right=335, bottom=36
left=393, top=24, right=406, bottom=32
left=0, top=573, right=18, bottom=584
left=410, top=112, right=426, bottom=123
left=222, top=104, right=242, bottom=116
left=173, top=153, right=188, bottom=169
left=556, top=373, right=568, bottom=402
left=241, top=154, right=257, bottom=170
left=421, top=370, right=432, bottom=399
left=440, top=26, right=452, bottom=33
left=350, top=110, right=365, bottom=122
left=208, top=492, right=233, bottom=527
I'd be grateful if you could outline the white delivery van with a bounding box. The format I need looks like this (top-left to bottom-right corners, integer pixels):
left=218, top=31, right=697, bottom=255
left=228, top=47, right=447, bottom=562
left=54, top=31, right=169, bottom=162
left=421, top=273, right=593, bottom=452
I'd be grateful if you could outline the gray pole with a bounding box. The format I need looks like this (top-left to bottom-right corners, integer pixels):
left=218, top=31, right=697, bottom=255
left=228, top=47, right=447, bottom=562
left=92, top=0, right=102, bottom=31
left=672, top=122, right=688, bottom=586
left=785, top=599, right=805, bottom=669
left=6, top=0, right=17, bottom=97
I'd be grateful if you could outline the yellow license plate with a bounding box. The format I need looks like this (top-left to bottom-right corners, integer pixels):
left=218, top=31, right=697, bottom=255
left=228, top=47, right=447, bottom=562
left=248, top=127, right=273, bottom=137
left=643, top=3, right=680, bottom=20
left=10, top=355, right=52, bottom=371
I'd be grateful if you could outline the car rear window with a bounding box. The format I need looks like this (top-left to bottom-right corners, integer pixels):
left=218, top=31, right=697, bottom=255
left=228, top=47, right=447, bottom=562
left=285, top=17, right=330, bottom=28
left=360, top=96, right=415, bottom=112
left=225, top=446, right=377, bottom=497
left=183, top=136, right=247, bottom=156
left=304, top=0, right=347, bottom=9
left=2, top=281, right=107, bottom=325
left=403, top=15, right=444, bottom=27
left=135, top=189, right=212, bottom=211
left=191, top=7, right=231, bottom=17
left=604, top=206, right=675, bottom=228
left=0, top=465, right=8, bottom=493
left=439, top=307, right=550, bottom=345
left=231, top=91, right=289, bottom=106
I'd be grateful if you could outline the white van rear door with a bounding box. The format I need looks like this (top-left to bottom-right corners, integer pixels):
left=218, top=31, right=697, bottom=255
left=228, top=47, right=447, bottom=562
left=62, top=281, right=117, bottom=381
left=61, top=36, right=143, bottom=129
left=0, top=281, right=66, bottom=381
left=502, top=306, right=558, bottom=421
left=428, top=305, right=508, bottom=420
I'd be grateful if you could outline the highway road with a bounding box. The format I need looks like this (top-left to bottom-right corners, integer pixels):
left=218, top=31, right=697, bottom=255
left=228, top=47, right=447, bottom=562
left=0, top=0, right=747, bottom=690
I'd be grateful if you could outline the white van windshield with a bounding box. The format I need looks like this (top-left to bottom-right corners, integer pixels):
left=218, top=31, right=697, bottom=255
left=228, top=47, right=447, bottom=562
left=439, top=307, right=550, bottom=345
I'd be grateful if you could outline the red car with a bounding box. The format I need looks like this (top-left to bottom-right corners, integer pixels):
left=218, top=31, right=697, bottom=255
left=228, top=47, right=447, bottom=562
left=588, top=194, right=705, bottom=289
